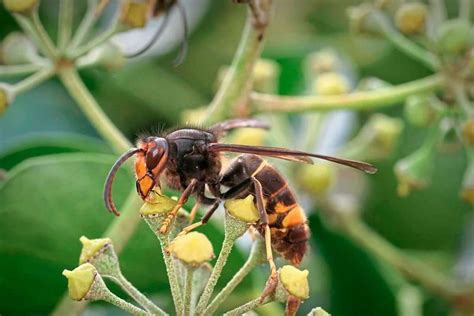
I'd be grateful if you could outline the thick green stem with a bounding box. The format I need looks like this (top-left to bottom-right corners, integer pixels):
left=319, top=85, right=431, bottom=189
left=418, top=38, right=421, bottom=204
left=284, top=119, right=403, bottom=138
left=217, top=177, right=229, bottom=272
left=223, top=296, right=272, bottom=316
left=58, top=0, right=74, bottom=51
left=58, top=66, right=131, bottom=153
left=373, top=11, right=438, bottom=70
left=204, top=4, right=270, bottom=124
left=115, top=272, right=168, bottom=315
left=205, top=239, right=265, bottom=315
left=102, top=290, right=148, bottom=316
left=11, top=67, right=55, bottom=96
left=183, top=268, right=195, bottom=316
left=335, top=213, right=470, bottom=305
left=251, top=75, right=443, bottom=113
left=195, top=235, right=236, bottom=315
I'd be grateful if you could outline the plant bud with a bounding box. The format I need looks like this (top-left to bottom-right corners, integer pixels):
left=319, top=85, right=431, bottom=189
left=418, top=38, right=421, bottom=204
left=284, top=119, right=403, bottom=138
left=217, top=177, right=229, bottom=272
left=169, top=232, right=214, bottom=267
left=463, top=118, right=474, bottom=146
left=120, top=1, right=151, bottom=29
left=395, top=2, right=428, bottom=35
left=309, top=307, right=331, bottom=316
left=313, top=72, right=350, bottom=96
left=79, top=236, right=112, bottom=264
left=3, top=0, right=38, bottom=15
left=347, top=4, right=379, bottom=35
left=404, top=94, right=437, bottom=128
left=297, top=163, right=335, bottom=195
left=436, top=19, right=472, bottom=55
left=82, top=42, right=125, bottom=71
left=278, top=265, right=310, bottom=300
left=0, top=84, right=14, bottom=114
left=253, top=59, right=280, bottom=93
left=140, top=193, right=178, bottom=217
left=2, top=32, right=40, bottom=65
left=62, top=263, right=98, bottom=301
left=461, top=155, right=474, bottom=205
left=344, top=114, right=404, bottom=161
left=306, top=50, right=340, bottom=76
left=224, top=195, right=260, bottom=223
left=395, top=147, right=434, bottom=197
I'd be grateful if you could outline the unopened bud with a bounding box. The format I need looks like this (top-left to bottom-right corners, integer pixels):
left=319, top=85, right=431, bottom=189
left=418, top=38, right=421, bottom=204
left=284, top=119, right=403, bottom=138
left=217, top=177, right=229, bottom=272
left=297, top=163, right=335, bottom=195
left=309, top=307, right=331, bottom=316
left=306, top=50, right=340, bottom=76
left=395, top=147, right=434, bottom=197
left=80, top=42, right=125, bottom=71
left=347, top=4, right=379, bottom=35
left=278, top=265, right=310, bottom=300
left=120, top=1, right=151, bottom=29
left=2, top=32, right=41, bottom=65
left=79, top=236, right=112, bottom=264
left=395, top=2, right=428, bottom=35
left=463, top=118, right=474, bottom=146
left=3, top=0, right=38, bottom=15
left=404, top=94, right=437, bottom=128
left=253, top=59, right=280, bottom=93
left=313, top=72, right=350, bottom=96
left=169, top=232, right=214, bottom=267
left=62, top=263, right=98, bottom=301
left=436, top=19, right=472, bottom=55
left=140, top=193, right=178, bottom=217
left=224, top=195, right=259, bottom=223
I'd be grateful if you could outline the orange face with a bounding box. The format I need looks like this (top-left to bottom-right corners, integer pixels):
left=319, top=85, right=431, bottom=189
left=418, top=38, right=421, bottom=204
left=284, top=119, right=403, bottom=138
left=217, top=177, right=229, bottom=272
left=134, top=137, right=169, bottom=200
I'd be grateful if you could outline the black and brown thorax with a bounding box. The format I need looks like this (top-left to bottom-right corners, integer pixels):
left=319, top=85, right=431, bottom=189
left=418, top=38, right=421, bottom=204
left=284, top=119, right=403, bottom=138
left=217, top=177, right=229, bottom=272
left=221, top=154, right=310, bottom=265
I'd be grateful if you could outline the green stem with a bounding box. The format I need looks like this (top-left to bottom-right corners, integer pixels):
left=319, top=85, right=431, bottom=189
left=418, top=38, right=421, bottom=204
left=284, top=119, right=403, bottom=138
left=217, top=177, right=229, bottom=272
left=11, top=67, right=55, bottom=96
left=195, top=235, right=236, bottom=315
left=0, top=64, right=45, bottom=78
left=58, top=0, right=74, bottom=51
left=102, top=291, right=148, bottom=316
left=115, top=272, right=168, bottom=315
left=250, top=75, right=444, bottom=113
left=205, top=239, right=265, bottom=315
left=430, top=0, right=447, bottom=25
left=335, top=213, right=468, bottom=305
left=183, top=268, right=195, bottom=316
left=372, top=11, right=438, bottom=70
left=204, top=6, right=269, bottom=124
left=70, top=22, right=119, bottom=59
left=57, top=66, right=131, bottom=153
left=159, top=234, right=184, bottom=316
left=223, top=296, right=272, bottom=316
left=69, top=0, right=100, bottom=49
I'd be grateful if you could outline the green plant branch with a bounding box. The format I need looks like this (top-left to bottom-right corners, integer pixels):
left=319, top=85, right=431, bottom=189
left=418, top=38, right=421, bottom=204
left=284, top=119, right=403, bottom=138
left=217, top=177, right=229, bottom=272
left=114, top=272, right=167, bottom=315
left=69, top=0, right=100, bottom=49
left=13, top=13, right=57, bottom=60
left=223, top=296, right=272, bottom=316
left=70, top=21, right=120, bottom=59
left=101, top=289, right=148, bottom=316
left=195, top=234, right=237, bottom=315
left=333, top=212, right=473, bottom=309
left=0, top=64, right=45, bottom=78
left=372, top=11, right=438, bottom=70
left=250, top=74, right=444, bottom=113
left=57, top=0, right=74, bottom=52
left=205, top=239, right=266, bottom=315
left=183, top=267, right=195, bottom=316
left=57, top=66, right=131, bottom=153
left=203, top=1, right=271, bottom=124
left=11, top=67, right=55, bottom=96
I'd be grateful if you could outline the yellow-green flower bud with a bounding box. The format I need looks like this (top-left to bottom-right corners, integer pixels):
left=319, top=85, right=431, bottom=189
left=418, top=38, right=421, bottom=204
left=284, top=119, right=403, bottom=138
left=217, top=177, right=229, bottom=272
left=140, top=193, right=178, bottom=217
left=169, top=232, right=214, bottom=266
left=404, top=95, right=436, bottom=128
left=306, top=50, right=340, bottom=76
left=436, top=19, right=472, bottom=55
left=3, top=0, right=38, bottom=15
left=2, top=32, right=40, bottom=65
left=82, top=42, right=125, bottom=71
left=313, top=72, right=350, bottom=96
left=79, top=236, right=112, bottom=264
left=230, top=127, right=267, bottom=146
left=395, top=2, right=428, bottom=35
left=62, top=263, right=97, bottom=301
left=297, top=163, right=334, bottom=195
left=395, top=147, right=434, bottom=197
left=309, top=307, right=331, bottom=316
left=0, top=84, right=13, bottom=114
left=224, top=195, right=259, bottom=223
left=347, top=4, right=379, bottom=35
left=463, top=118, right=474, bottom=146
left=253, top=59, right=280, bottom=93
left=120, top=1, right=151, bottom=29
left=279, top=265, right=310, bottom=300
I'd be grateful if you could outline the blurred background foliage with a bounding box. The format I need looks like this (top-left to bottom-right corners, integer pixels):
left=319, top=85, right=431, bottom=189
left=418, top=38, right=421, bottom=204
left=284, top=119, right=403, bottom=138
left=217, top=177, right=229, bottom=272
left=0, top=0, right=473, bottom=315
